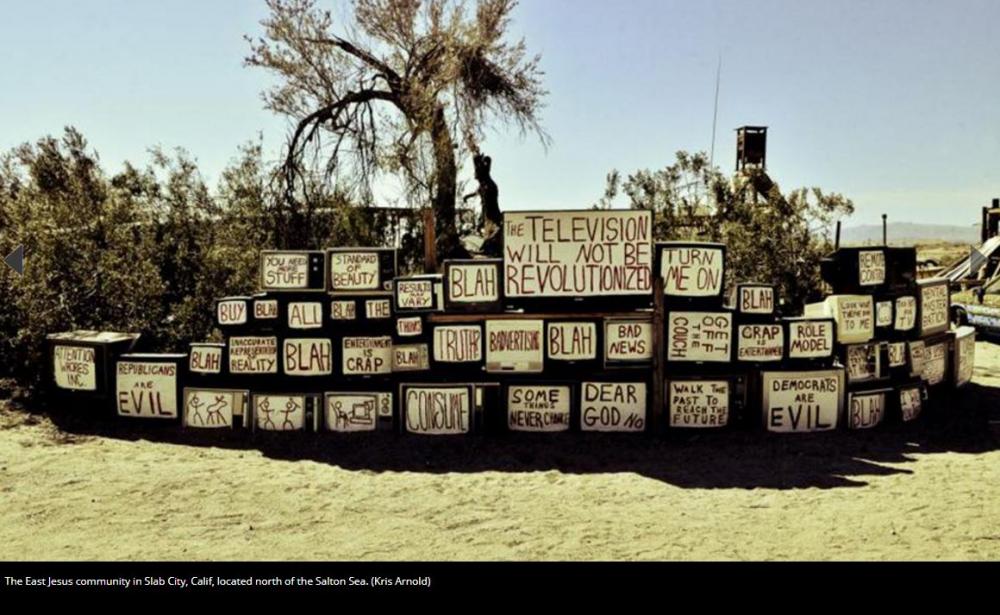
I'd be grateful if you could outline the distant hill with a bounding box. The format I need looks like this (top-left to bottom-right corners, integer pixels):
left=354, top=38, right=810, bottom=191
left=839, top=222, right=979, bottom=246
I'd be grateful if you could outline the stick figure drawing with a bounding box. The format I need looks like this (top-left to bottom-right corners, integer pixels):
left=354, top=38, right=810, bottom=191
left=206, top=395, right=229, bottom=426
left=187, top=394, right=205, bottom=426
left=257, top=397, right=276, bottom=430
left=281, top=397, right=300, bottom=430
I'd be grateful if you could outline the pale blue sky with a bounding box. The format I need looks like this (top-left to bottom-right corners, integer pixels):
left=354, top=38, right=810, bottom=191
left=2, top=0, right=998, bottom=227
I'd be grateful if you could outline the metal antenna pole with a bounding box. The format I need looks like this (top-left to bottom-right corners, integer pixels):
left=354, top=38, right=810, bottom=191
left=709, top=54, right=722, bottom=169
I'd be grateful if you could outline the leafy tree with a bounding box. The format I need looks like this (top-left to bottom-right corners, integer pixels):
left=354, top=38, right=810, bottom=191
left=0, top=129, right=166, bottom=389
left=0, top=127, right=394, bottom=393
left=246, top=0, right=548, bottom=259
left=206, top=138, right=393, bottom=309
left=137, top=142, right=387, bottom=347
left=0, top=152, right=25, bottom=379
left=598, top=151, right=854, bottom=312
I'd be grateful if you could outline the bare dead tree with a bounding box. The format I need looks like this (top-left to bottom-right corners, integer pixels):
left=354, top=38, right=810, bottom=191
left=246, top=0, right=548, bottom=258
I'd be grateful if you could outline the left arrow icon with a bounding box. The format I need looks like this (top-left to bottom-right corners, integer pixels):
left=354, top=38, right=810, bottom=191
left=4, top=245, right=24, bottom=275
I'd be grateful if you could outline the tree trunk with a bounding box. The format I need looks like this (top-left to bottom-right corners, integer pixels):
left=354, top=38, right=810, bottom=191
left=429, top=105, right=467, bottom=263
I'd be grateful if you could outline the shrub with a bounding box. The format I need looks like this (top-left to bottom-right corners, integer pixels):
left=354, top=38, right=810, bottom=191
left=0, top=130, right=384, bottom=395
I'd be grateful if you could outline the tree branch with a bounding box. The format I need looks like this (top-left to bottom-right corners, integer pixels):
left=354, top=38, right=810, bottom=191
left=283, top=88, right=396, bottom=206
left=303, top=35, right=402, bottom=89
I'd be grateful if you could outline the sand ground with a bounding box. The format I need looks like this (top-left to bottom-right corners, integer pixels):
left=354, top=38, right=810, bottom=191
left=1, top=343, right=999, bottom=561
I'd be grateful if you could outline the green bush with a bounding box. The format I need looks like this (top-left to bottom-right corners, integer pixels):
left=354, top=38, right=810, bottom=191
left=597, top=151, right=854, bottom=313
left=0, top=129, right=384, bottom=396
left=0, top=130, right=165, bottom=391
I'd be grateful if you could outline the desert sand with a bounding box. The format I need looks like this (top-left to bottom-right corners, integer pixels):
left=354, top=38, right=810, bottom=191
left=1, top=343, right=999, bottom=561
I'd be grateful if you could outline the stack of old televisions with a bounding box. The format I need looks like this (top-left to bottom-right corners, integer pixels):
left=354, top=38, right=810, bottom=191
left=188, top=250, right=326, bottom=432
left=66, top=248, right=404, bottom=433
left=206, top=248, right=400, bottom=435
left=394, top=256, right=658, bottom=436
left=393, top=262, right=491, bottom=435
left=383, top=209, right=660, bottom=435
left=44, top=221, right=976, bottom=437
left=656, top=239, right=840, bottom=434
left=659, top=241, right=748, bottom=431
left=656, top=239, right=849, bottom=434
left=801, top=245, right=972, bottom=431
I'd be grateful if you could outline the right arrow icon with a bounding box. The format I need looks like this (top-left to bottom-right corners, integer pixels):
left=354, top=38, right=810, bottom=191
left=3, top=245, right=24, bottom=275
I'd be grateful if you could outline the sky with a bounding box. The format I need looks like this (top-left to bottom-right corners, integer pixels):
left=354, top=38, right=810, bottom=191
left=1, top=0, right=998, bottom=228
